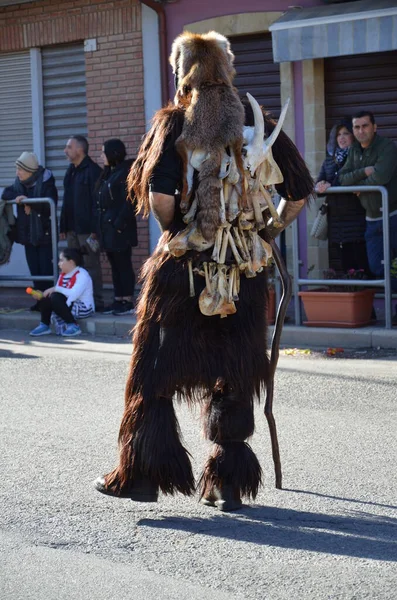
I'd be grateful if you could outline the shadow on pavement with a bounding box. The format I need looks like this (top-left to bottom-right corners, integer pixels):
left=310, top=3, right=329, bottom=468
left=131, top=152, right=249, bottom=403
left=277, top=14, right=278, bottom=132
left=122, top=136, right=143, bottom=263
left=0, top=349, right=38, bottom=359
left=138, top=505, right=397, bottom=561
left=284, top=488, right=397, bottom=511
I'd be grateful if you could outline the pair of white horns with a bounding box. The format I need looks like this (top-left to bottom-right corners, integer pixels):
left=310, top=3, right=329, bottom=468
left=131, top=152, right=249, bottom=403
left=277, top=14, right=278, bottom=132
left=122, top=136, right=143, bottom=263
left=244, top=92, right=290, bottom=176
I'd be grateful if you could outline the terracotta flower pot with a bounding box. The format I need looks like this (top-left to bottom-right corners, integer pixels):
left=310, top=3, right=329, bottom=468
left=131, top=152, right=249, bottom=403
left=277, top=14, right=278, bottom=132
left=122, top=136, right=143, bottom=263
left=266, top=288, right=276, bottom=324
left=298, top=288, right=376, bottom=328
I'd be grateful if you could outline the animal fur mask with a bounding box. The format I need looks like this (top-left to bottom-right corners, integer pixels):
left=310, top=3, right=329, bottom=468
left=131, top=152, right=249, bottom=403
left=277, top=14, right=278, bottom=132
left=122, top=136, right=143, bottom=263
left=169, top=31, right=245, bottom=241
left=170, top=31, right=236, bottom=93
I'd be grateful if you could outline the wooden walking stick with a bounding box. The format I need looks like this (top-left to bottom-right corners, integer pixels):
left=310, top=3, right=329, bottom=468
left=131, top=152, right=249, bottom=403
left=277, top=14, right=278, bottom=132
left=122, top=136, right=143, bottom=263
left=265, top=239, right=292, bottom=489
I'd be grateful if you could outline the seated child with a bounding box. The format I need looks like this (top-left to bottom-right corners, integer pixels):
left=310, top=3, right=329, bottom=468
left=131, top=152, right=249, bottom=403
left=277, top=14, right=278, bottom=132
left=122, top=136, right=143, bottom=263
left=29, top=248, right=95, bottom=337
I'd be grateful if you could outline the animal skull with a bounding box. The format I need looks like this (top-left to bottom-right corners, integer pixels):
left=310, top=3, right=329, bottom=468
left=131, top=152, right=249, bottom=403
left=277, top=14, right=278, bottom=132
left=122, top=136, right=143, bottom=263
left=243, top=92, right=290, bottom=178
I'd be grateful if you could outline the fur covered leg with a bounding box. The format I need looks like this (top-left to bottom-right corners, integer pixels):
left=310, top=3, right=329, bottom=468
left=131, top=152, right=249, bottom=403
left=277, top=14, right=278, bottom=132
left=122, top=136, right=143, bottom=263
left=98, top=394, right=195, bottom=499
left=96, top=296, right=195, bottom=500
left=199, top=389, right=262, bottom=510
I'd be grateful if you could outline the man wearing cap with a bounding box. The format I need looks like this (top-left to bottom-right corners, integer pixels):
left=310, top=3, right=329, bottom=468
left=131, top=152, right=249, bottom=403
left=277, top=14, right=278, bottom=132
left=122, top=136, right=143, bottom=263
left=60, top=135, right=104, bottom=311
left=1, top=152, right=58, bottom=310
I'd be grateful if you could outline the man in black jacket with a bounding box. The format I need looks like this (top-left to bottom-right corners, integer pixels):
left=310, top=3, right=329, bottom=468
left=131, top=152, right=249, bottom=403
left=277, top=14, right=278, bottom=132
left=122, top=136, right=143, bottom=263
left=60, top=135, right=104, bottom=310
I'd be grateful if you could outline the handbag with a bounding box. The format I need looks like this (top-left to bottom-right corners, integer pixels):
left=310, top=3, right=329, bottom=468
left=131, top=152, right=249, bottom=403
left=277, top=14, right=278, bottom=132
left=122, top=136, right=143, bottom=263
left=310, top=202, right=328, bottom=241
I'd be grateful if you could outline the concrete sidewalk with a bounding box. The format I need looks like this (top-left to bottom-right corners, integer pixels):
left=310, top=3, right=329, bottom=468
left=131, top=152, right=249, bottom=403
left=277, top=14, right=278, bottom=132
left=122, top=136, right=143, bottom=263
left=1, top=308, right=397, bottom=349
left=2, top=285, right=397, bottom=348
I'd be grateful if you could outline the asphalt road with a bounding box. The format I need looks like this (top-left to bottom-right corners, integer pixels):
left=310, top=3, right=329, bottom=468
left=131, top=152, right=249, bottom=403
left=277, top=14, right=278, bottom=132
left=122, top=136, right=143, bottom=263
left=0, top=330, right=396, bottom=600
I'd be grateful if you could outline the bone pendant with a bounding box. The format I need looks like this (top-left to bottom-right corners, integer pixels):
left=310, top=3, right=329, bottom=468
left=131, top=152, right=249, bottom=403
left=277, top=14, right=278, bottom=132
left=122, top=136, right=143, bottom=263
left=227, top=185, right=240, bottom=222
left=251, top=191, right=266, bottom=230
left=250, top=230, right=272, bottom=271
left=226, top=148, right=240, bottom=185
left=199, top=265, right=236, bottom=317
left=167, top=222, right=214, bottom=257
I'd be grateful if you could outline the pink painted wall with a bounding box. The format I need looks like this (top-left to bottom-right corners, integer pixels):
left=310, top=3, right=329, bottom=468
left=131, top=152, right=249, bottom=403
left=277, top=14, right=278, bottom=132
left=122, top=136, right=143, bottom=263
left=162, top=0, right=320, bottom=114
left=164, top=0, right=319, bottom=53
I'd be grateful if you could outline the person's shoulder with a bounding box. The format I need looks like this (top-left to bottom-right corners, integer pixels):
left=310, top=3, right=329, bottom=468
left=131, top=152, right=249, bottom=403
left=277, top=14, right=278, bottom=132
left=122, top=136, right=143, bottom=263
left=350, top=140, right=361, bottom=151
left=1, top=182, right=17, bottom=199
left=375, top=134, right=397, bottom=152
left=77, top=266, right=92, bottom=279
left=87, top=156, right=101, bottom=172
left=42, top=168, right=56, bottom=183
left=115, top=159, right=133, bottom=179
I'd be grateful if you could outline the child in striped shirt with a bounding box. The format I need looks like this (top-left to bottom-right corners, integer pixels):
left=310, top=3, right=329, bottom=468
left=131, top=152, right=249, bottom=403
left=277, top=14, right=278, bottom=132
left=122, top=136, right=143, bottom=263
left=29, top=248, right=95, bottom=337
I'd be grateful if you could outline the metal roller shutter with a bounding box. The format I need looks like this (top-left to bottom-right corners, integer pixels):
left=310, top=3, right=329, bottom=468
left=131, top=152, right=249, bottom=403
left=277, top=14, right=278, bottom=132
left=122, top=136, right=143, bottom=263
left=0, top=51, right=33, bottom=188
left=325, top=50, right=397, bottom=143
left=230, top=33, right=281, bottom=118
left=42, top=43, right=88, bottom=203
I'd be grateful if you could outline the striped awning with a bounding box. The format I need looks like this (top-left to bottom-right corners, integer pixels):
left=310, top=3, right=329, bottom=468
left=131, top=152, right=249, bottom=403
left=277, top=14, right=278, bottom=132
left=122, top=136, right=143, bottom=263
left=269, top=0, right=397, bottom=63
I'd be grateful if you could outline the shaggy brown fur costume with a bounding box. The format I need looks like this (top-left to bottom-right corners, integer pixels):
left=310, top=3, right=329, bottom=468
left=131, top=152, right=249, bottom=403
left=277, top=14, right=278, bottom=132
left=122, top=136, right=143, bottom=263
left=104, top=234, right=270, bottom=498
left=100, top=31, right=314, bottom=507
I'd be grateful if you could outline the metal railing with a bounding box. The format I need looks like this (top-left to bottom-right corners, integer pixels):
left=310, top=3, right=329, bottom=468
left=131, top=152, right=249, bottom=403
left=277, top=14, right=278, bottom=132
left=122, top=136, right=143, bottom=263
left=0, top=197, right=58, bottom=286
left=292, top=185, right=393, bottom=329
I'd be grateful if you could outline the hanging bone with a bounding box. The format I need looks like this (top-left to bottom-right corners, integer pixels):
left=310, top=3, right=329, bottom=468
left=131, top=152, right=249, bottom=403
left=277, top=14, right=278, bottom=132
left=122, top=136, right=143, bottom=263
left=167, top=221, right=214, bottom=257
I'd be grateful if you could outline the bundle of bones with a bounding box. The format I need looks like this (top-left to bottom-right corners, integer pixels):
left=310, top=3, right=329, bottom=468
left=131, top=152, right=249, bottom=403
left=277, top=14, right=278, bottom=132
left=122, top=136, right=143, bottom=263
left=164, top=92, right=289, bottom=318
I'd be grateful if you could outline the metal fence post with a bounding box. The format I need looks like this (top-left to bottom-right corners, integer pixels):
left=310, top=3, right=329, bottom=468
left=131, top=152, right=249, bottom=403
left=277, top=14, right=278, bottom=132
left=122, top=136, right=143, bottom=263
left=292, top=185, right=391, bottom=330
left=292, top=218, right=301, bottom=326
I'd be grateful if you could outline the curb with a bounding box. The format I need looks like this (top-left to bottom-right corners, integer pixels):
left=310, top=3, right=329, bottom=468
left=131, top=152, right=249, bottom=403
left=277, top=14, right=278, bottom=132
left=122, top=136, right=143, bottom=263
left=0, top=311, right=136, bottom=338
left=1, top=312, right=397, bottom=349
left=272, top=325, right=397, bottom=349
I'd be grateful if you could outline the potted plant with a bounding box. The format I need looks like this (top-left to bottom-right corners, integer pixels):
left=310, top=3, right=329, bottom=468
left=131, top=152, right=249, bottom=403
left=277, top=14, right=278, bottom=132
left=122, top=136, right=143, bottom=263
left=298, top=268, right=375, bottom=328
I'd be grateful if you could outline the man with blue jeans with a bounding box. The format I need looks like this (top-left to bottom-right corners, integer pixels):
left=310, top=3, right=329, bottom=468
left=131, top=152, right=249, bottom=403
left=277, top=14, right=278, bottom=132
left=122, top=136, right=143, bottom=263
left=339, top=111, right=397, bottom=322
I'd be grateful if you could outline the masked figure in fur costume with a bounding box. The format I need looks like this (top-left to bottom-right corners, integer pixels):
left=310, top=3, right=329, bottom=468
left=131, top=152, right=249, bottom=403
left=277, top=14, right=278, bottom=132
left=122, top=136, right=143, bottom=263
left=95, top=31, right=313, bottom=511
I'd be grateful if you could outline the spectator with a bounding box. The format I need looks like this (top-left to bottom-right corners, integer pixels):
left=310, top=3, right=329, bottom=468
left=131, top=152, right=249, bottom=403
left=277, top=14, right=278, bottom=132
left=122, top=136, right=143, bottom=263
left=29, top=247, right=94, bottom=337
left=1, top=152, right=58, bottom=310
left=0, top=196, right=15, bottom=267
left=95, top=139, right=137, bottom=315
left=60, top=135, right=104, bottom=311
left=339, top=111, right=397, bottom=322
left=315, top=118, right=369, bottom=275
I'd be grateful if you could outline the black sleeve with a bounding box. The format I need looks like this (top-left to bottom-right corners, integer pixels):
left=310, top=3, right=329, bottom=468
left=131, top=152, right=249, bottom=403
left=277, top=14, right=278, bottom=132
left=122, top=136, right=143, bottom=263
left=149, top=133, right=183, bottom=195
left=89, top=164, right=102, bottom=234
left=31, top=178, right=58, bottom=218
left=316, top=159, right=327, bottom=183
left=1, top=185, right=17, bottom=201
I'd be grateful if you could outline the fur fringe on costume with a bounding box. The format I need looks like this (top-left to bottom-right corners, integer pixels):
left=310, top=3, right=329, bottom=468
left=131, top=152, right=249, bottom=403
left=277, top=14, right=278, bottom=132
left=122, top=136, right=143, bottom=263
left=204, top=389, right=255, bottom=442
left=104, top=233, right=269, bottom=493
left=132, top=234, right=270, bottom=401
left=105, top=394, right=195, bottom=496
left=199, top=442, right=263, bottom=500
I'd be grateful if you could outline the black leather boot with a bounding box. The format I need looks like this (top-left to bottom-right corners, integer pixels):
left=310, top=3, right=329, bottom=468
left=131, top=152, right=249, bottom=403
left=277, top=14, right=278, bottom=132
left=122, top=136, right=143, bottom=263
left=200, top=484, right=242, bottom=512
left=94, top=476, right=158, bottom=502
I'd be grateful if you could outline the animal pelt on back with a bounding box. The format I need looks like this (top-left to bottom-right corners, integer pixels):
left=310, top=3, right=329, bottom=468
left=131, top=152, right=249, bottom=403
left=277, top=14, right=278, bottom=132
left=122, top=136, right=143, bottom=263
left=170, top=31, right=245, bottom=241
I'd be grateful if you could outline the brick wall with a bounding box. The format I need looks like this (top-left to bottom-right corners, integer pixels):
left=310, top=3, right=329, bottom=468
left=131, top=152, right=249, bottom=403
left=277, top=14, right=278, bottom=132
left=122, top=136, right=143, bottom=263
left=0, top=0, right=149, bottom=284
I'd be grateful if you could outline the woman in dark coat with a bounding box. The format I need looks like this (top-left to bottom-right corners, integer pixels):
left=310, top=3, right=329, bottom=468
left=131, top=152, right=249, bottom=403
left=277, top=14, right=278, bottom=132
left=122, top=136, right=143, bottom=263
left=96, top=139, right=137, bottom=315
left=315, top=118, right=369, bottom=274
left=1, top=152, right=58, bottom=308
